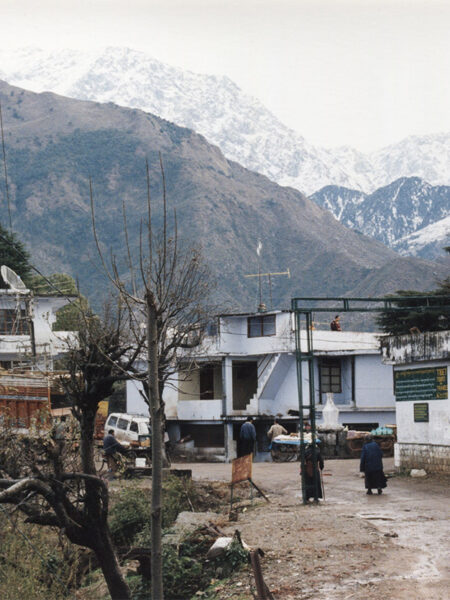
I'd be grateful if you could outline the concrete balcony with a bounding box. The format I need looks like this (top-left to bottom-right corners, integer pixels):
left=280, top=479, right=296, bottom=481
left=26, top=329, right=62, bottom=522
left=0, top=336, right=30, bottom=356
left=0, top=332, right=77, bottom=359
left=177, top=399, right=222, bottom=420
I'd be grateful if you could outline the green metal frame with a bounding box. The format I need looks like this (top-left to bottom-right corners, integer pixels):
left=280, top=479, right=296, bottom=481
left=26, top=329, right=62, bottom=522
left=291, top=294, right=450, bottom=505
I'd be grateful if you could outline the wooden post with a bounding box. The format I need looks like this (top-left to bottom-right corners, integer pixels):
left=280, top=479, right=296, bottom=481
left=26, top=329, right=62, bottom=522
left=250, top=550, right=274, bottom=600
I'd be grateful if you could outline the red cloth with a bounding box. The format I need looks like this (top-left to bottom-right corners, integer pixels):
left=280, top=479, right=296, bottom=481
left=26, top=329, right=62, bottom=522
left=330, top=319, right=341, bottom=331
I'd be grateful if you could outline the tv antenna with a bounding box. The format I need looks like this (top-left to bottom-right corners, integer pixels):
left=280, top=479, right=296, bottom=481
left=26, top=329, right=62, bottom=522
left=245, top=266, right=291, bottom=311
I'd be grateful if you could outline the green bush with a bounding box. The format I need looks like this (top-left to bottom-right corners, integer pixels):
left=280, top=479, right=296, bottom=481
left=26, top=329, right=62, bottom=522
left=162, top=546, right=204, bottom=599
left=126, top=574, right=151, bottom=600
left=162, top=475, right=199, bottom=529
left=0, top=520, right=71, bottom=599
left=109, top=476, right=199, bottom=548
left=109, top=488, right=151, bottom=546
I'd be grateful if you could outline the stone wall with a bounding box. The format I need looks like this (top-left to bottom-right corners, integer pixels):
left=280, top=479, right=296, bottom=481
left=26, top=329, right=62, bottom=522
left=381, top=331, right=449, bottom=365
left=396, top=443, right=450, bottom=474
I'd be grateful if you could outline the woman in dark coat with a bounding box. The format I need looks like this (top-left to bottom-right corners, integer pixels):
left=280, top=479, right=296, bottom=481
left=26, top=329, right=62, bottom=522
left=360, top=435, right=387, bottom=495
left=303, top=443, right=324, bottom=501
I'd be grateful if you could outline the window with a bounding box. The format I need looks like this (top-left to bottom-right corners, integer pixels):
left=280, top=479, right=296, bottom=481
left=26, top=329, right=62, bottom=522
left=247, top=314, right=276, bottom=337
left=206, top=321, right=218, bottom=336
left=139, top=422, right=150, bottom=435
left=107, top=416, right=117, bottom=428
left=117, top=418, right=129, bottom=430
left=129, top=421, right=139, bottom=433
left=320, top=358, right=342, bottom=393
left=200, top=365, right=215, bottom=399
left=0, top=309, right=30, bottom=335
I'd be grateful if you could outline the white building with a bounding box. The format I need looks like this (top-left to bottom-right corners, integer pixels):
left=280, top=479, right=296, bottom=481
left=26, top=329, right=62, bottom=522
left=127, top=310, right=396, bottom=461
left=0, top=290, right=74, bottom=371
left=381, top=331, right=450, bottom=474
left=0, top=287, right=76, bottom=427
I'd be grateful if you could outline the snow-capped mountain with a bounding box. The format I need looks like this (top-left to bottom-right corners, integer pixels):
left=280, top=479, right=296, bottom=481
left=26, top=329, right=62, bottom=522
left=1, top=46, right=450, bottom=196
left=310, top=177, right=450, bottom=259
left=393, top=216, right=450, bottom=260
left=4, top=78, right=448, bottom=311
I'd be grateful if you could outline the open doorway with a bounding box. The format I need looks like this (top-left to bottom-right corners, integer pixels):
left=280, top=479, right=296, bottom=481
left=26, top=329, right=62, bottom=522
left=232, top=361, right=257, bottom=410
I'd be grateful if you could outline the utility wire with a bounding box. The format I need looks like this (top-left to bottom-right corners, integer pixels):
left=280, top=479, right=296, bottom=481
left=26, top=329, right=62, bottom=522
left=0, top=102, right=12, bottom=232
left=0, top=231, right=78, bottom=307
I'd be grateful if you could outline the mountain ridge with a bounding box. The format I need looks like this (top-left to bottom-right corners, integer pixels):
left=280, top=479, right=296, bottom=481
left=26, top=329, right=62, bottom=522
left=309, top=177, right=450, bottom=260
left=0, top=79, right=447, bottom=318
left=1, top=46, right=450, bottom=197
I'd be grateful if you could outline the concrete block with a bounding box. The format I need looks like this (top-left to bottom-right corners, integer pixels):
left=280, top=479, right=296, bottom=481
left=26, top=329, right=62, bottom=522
left=410, top=468, right=427, bottom=477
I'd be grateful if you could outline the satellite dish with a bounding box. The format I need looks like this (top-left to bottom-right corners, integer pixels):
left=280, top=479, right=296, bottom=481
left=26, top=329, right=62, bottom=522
left=1, top=265, right=29, bottom=293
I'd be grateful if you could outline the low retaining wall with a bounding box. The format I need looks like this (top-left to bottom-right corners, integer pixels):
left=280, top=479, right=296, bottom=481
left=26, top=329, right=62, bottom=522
left=395, top=443, right=450, bottom=474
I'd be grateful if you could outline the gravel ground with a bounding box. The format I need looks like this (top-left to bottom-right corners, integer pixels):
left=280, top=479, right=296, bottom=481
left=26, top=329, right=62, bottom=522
left=176, top=459, right=450, bottom=600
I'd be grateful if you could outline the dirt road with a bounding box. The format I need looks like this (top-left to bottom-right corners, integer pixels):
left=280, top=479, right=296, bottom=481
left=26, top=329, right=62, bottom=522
left=177, top=459, right=449, bottom=600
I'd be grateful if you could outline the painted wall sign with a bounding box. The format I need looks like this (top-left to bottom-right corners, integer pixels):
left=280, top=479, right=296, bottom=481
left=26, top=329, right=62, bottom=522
left=413, top=403, right=429, bottom=422
left=394, top=367, right=448, bottom=402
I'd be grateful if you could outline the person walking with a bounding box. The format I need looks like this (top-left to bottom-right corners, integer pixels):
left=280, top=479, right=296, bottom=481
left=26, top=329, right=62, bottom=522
left=267, top=418, right=287, bottom=442
left=302, top=443, right=324, bottom=502
left=239, top=417, right=256, bottom=458
left=360, top=435, right=387, bottom=495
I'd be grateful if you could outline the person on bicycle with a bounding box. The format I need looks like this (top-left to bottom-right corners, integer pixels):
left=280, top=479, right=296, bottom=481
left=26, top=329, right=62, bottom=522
left=103, top=429, right=127, bottom=476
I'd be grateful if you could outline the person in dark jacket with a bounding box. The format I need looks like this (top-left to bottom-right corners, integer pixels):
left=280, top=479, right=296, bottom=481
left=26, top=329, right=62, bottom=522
left=239, top=417, right=256, bottom=458
left=330, top=315, right=342, bottom=331
left=360, top=435, right=387, bottom=495
left=103, top=429, right=127, bottom=475
left=302, top=443, right=324, bottom=501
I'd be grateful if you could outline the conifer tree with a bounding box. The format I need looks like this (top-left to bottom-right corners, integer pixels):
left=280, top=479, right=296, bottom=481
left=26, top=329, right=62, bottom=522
left=0, top=224, right=33, bottom=287
left=377, top=248, right=450, bottom=334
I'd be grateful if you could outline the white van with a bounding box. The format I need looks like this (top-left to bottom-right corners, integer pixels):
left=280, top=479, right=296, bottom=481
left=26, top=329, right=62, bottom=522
left=104, top=413, right=151, bottom=446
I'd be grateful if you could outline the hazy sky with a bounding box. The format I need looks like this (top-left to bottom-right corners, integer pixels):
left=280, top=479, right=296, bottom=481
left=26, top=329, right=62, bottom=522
left=1, top=0, right=449, bottom=151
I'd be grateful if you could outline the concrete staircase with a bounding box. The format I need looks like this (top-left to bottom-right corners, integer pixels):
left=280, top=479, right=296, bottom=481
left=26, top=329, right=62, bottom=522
left=245, top=353, right=281, bottom=412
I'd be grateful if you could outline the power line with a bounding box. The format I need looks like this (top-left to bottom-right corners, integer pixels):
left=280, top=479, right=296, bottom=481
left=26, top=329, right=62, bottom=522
left=0, top=231, right=79, bottom=307
left=0, top=102, right=12, bottom=232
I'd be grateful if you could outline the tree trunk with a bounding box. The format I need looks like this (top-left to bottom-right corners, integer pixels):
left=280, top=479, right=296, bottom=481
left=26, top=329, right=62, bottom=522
left=147, top=294, right=163, bottom=600
left=79, top=410, right=132, bottom=599
left=79, top=409, right=97, bottom=475
left=94, top=527, right=132, bottom=600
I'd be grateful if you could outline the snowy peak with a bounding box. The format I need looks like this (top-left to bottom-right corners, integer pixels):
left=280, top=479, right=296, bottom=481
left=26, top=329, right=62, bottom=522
left=310, top=177, right=450, bottom=259
left=1, top=46, right=450, bottom=196
left=392, top=216, right=450, bottom=260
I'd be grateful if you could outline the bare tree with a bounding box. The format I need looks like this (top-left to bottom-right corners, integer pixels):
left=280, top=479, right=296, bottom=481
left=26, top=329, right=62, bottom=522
left=91, top=156, right=216, bottom=600
left=0, top=304, right=142, bottom=600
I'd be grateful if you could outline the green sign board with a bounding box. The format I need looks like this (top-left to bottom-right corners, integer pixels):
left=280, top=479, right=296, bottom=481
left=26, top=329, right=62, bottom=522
left=394, top=367, right=448, bottom=402
left=413, top=403, right=429, bottom=422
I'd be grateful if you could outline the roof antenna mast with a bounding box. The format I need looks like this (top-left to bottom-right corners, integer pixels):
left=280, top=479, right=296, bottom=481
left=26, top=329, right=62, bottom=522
left=257, top=240, right=262, bottom=309
left=245, top=241, right=291, bottom=311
